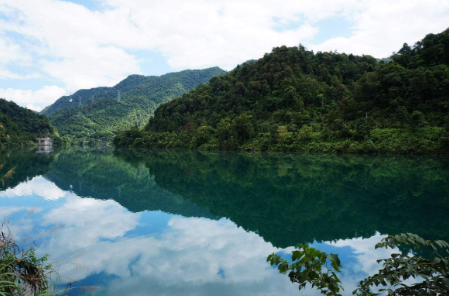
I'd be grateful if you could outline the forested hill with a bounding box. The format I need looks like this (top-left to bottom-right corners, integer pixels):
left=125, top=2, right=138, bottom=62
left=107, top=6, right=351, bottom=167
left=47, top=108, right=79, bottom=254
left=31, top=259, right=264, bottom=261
left=114, top=29, right=449, bottom=154
left=42, top=67, right=225, bottom=143
left=0, top=99, right=58, bottom=145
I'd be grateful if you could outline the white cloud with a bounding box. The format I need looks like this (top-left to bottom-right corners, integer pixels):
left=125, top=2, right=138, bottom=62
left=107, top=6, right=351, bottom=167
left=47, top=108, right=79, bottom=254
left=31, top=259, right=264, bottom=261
left=0, top=85, right=67, bottom=111
left=0, top=34, right=40, bottom=80
left=36, top=208, right=302, bottom=296
left=326, top=233, right=393, bottom=276
left=325, top=233, right=422, bottom=294
left=311, top=0, right=449, bottom=58
left=0, top=0, right=339, bottom=92
left=0, top=34, right=32, bottom=66
left=3, top=184, right=300, bottom=295
left=41, top=44, right=140, bottom=91
left=0, top=0, right=142, bottom=91
left=0, top=69, right=40, bottom=80
left=41, top=195, right=140, bottom=251
left=0, top=176, right=67, bottom=200
left=32, top=202, right=419, bottom=296
left=0, top=206, right=25, bottom=218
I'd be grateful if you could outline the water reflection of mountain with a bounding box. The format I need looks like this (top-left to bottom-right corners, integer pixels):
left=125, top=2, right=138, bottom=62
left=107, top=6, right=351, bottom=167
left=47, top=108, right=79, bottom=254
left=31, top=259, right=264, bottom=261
left=3, top=148, right=449, bottom=250
left=0, top=149, right=55, bottom=190
left=114, top=150, right=449, bottom=248
left=44, top=148, right=216, bottom=219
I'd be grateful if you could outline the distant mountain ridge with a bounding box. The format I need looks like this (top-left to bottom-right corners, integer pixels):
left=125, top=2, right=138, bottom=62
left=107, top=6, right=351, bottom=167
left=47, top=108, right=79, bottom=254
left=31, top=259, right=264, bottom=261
left=42, top=67, right=225, bottom=143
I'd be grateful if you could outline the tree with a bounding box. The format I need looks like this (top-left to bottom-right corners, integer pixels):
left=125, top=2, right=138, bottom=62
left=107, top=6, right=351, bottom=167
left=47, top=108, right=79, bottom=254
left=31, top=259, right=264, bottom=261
left=411, top=111, right=426, bottom=129
left=297, top=125, right=313, bottom=142
left=216, top=118, right=232, bottom=142
left=269, top=233, right=449, bottom=296
left=355, top=118, right=370, bottom=139
left=398, top=43, right=412, bottom=55
left=444, top=117, right=449, bottom=133
left=233, top=114, right=255, bottom=144
left=194, top=125, right=215, bottom=147
left=395, top=106, right=409, bottom=127
left=277, top=125, right=289, bottom=145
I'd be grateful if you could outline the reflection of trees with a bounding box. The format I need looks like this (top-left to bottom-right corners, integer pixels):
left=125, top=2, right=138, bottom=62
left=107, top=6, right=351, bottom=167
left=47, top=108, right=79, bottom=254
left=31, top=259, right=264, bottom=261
left=3, top=148, right=449, bottom=251
left=44, top=148, right=215, bottom=219
left=0, top=150, right=55, bottom=190
left=114, top=149, right=449, bottom=248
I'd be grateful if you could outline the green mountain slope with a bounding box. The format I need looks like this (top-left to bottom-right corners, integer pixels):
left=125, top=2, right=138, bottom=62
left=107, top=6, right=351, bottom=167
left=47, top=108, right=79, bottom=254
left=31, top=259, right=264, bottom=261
left=114, top=29, right=449, bottom=154
left=43, top=67, right=225, bottom=143
left=0, top=99, right=59, bottom=145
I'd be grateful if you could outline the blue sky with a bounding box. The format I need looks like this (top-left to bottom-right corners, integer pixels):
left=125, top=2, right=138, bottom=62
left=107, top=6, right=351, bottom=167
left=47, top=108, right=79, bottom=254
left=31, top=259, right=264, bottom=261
left=0, top=0, right=448, bottom=111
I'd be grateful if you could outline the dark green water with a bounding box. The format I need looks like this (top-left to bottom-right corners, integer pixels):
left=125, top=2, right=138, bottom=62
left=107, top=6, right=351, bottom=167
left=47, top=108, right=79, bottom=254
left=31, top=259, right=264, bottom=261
left=1, top=148, right=449, bottom=295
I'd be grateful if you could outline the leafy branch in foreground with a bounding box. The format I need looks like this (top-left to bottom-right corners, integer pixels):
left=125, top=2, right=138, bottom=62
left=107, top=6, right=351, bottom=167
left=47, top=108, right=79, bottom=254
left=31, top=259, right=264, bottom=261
left=354, top=233, right=449, bottom=296
left=268, top=233, right=449, bottom=296
left=267, top=244, right=343, bottom=296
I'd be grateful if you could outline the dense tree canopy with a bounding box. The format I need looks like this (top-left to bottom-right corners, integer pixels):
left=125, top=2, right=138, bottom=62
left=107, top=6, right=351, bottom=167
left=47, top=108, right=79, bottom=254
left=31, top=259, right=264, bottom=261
left=0, top=99, right=59, bottom=145
left=114, top=29, right=449, bottom=154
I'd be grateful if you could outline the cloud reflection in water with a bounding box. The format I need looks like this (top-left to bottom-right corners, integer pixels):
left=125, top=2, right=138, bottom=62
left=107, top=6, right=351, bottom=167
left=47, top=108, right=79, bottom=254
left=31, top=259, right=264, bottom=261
left=1, top=176, right=413, bottom=296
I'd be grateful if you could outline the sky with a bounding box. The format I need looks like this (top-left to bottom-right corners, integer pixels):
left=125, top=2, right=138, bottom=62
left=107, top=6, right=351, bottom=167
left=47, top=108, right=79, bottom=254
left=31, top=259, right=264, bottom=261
left=0, top=0, right=448, bottom=111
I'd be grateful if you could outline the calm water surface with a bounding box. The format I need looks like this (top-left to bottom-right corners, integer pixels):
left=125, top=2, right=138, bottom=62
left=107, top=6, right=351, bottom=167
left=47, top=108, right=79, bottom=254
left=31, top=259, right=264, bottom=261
left=1, top=148, right=449, bottom=295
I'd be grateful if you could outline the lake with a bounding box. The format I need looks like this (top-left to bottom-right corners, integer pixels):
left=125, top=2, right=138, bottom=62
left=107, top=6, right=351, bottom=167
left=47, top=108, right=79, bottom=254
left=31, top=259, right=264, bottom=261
left=1, top=148, right=449, bottom=295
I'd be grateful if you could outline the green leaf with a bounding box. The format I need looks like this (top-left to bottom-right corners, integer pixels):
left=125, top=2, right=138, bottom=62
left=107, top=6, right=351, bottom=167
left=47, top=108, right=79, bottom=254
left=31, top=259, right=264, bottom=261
left=278, top=260, right=289, bottom=274
left=442, top=277, right=449, bottom=289
left=328, top=253, right=341, bottom=266
left=431, top=257, right=441, bottom=265
left=292, top=250, right=303, bottom=261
